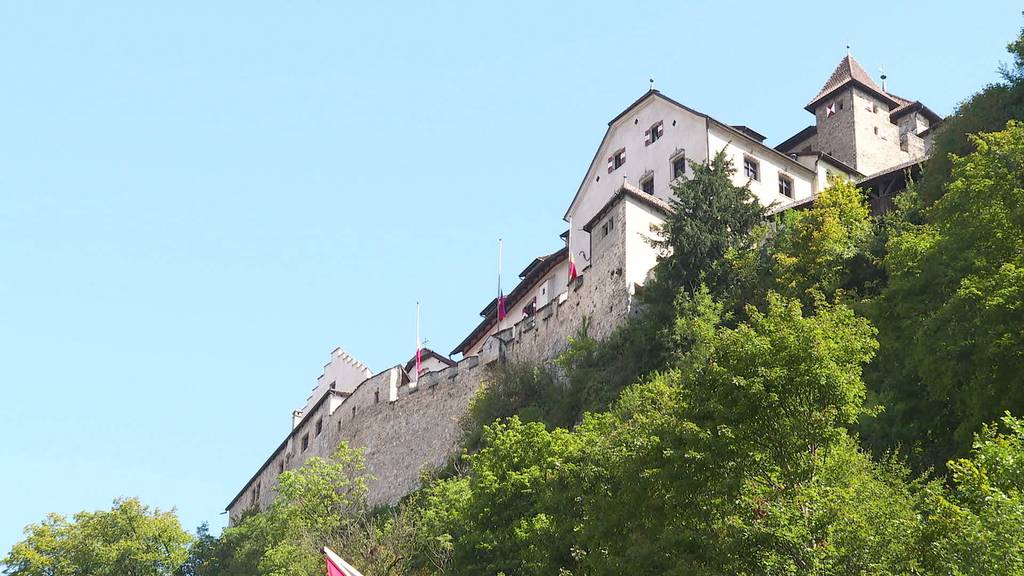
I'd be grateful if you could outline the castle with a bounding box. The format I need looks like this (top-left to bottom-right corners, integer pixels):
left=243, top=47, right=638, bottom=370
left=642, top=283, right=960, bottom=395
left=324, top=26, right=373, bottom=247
left=226, top=53, right=940, bottom=523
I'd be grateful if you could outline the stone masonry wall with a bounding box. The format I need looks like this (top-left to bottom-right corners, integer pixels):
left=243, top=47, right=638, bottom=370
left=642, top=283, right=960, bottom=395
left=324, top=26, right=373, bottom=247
left=227, top=197, right=635, bottom=523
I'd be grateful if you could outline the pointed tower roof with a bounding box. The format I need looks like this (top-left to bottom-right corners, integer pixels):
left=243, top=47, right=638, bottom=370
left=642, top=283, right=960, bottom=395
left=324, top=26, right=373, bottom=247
left=805, top=54, right=900, bottom=112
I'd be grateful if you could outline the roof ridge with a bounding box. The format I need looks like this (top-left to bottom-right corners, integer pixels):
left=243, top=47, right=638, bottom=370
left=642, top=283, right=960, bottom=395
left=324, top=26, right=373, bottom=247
left=807, top=54, right=896, bottom=111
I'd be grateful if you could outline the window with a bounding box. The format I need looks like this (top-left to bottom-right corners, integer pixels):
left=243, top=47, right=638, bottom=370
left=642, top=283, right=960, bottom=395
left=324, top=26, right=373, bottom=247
left=873, top=126, right=879, bottom=135
left=301, top=433, right=309, bottom=451
left=278, top=461, right=284, bottom=474
left=315, top=418, right=322, bottom=437
left=672, top=154, right=687, bottom=178
left=641, top=176, right=654, bottom=194
left=645, top=121, right=663, bottom=146
left=607, top=148, right=626, bottom=173
left=743, top=156, right=760, bottom=181
left=351, top=406, right=356, bottom=418
left=374, top=389, right=380, bottom=404
left=778, top=174, right=793, bottom=198
left=839, top=100, right=844, bottom=110
left=522, top=297, right=537, bottom=317
left=600, top=215, right=615, bottom=238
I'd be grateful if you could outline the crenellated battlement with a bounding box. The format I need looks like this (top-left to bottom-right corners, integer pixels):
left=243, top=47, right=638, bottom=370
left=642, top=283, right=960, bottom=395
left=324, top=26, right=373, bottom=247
left=227, top=59, right=937, bottom=522
left=226, top=182, right=646, bottom=523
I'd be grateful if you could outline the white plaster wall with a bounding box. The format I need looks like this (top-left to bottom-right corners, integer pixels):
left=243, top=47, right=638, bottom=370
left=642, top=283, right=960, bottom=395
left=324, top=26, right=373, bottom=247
left=301, top=348, right=373, bottom=417
left=462, top=257, right=570, bottom=357
left=707, top=124, right=815, bottom=210
left=622, top=197, right=667, bottom=292
left=406, top=355, right=451, bottom=380
left=566, top=96, right=708, bottom=272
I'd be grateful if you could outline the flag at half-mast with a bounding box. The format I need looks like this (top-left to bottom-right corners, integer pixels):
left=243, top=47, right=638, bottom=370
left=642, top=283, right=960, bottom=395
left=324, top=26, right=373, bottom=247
left=497, top=239, right=507, bottom=321
left=323, top=546, right=365, bottom=576
left=567, top=219, right=579, bottom=282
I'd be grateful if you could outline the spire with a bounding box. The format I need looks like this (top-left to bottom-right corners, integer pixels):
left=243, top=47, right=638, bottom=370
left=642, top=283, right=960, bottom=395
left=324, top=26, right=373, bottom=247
left=805, top=52, right=897, bottom=112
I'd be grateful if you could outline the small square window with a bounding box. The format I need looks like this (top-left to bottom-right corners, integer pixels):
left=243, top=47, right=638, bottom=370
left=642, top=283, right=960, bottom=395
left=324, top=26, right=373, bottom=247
left=645, top=121, right=663, bottom=146
left=601, top=216, right=615, bottom=238
left=641, top=176, right=654, bottom=194
left=778, top=175, right=793, bottom=198
left=672, top=154, right=686, bottom=179
left=608, top=148, right=626, bottom=172
left=873, top=126, right=879, bottom=135
left=743, top=157, right=760, bottom=181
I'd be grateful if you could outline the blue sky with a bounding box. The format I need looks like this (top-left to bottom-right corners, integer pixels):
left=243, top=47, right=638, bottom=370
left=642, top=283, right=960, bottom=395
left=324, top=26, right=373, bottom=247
left=1, top=1, right=1019, bottom=552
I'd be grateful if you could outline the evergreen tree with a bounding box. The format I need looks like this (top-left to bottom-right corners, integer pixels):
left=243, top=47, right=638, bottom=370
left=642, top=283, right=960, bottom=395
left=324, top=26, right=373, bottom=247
left=647, top=150, right=766, bottom=304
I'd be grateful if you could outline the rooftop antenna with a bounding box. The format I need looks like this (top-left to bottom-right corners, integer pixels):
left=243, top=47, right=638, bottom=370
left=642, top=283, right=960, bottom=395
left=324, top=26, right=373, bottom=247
left=880, top=65, right=888, bottom=92
left=649, top=77, right=655, bottom=91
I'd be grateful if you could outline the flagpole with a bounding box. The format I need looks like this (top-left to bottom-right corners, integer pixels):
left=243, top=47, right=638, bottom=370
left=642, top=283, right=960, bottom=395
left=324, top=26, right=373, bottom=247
left=415, top=301, right=421, bottom=383
left=498, top=238, right=503, bottom=321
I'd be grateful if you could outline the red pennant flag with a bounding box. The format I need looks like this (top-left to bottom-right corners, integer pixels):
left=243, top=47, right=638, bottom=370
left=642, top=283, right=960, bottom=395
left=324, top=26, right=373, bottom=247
left=568, top=252, right=578, bottom=282
left=323, top=546, right=365, bottom=576
left=497, top=293, right=507, bottom=321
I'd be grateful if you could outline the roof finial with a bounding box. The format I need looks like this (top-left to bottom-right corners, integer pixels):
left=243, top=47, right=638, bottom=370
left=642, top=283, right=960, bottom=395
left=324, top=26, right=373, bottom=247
left=846, top=44, right=851, bottom=57
left=649, top=76, right=655, bottom=91
left=879, top=65, right=888, bottom=92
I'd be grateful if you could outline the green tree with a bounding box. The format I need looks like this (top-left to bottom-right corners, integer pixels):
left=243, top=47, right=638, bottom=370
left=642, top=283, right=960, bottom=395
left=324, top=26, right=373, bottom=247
left=647, top=151, right=766, bottom=303
left=917, top=414, right=1024, bottom=575
left=435, top=291, right=921, bottom=575
left=771, top=177, right=875, bottom=305
left=221, top=443, right=368, bottom=576
left=867, top=121, right=1024, bottom=470
left=3, top=498, right=191, bottom=576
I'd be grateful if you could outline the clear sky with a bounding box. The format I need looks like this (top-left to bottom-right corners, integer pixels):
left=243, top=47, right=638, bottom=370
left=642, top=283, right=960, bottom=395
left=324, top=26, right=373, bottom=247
left=1, top=0, right=1020, bottom=553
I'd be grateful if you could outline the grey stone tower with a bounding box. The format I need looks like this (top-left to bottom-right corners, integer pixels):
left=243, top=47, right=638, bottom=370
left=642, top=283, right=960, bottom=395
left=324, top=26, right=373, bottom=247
left=780, top=53, right=939, bottom=177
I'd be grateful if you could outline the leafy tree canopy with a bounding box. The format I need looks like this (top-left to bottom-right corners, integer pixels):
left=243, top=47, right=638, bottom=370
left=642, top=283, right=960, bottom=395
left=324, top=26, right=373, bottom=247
left=3, top=498, right=191, bottom=576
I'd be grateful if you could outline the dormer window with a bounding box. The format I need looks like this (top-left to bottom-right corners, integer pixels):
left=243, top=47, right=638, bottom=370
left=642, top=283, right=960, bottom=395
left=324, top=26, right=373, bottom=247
left=743, top=156, right=760, bottom=181
left=645, top=121, right=663, bottom=146
left=607, top=148, right=626, bottom=173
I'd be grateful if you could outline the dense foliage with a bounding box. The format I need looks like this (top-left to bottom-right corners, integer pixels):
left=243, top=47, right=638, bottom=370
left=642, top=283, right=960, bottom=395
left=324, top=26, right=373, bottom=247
left=864, top=120, right=1024, bottom=471
left=3, top=498, right=190, bottom=576
left=8, top=25, right=1024, bottom=576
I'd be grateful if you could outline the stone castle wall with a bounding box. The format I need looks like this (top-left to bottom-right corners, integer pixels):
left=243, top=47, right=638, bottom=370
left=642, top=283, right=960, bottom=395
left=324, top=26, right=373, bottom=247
left=226, top=198, right=634, bottom=523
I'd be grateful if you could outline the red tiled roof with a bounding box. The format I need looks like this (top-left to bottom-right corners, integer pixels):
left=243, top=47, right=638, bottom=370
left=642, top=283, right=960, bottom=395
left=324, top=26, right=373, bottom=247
left=404, top=348, right=456, bottom=373
left=806, top=55, right=900, bottom=111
